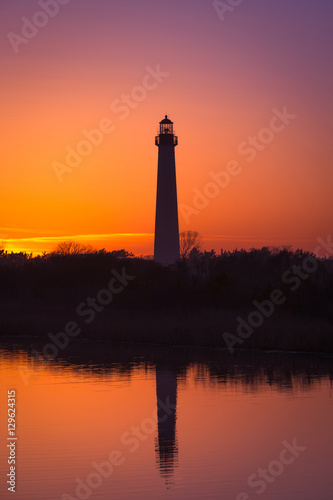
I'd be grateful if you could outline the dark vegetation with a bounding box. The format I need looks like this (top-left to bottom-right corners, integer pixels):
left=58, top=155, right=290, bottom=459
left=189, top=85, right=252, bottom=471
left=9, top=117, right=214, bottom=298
left=0, top=245, right=332, bottom=352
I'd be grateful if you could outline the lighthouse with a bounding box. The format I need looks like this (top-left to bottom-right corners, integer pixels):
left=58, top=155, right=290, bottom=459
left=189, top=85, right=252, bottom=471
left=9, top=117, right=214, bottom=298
left=154, top=115, right=180, bottom=265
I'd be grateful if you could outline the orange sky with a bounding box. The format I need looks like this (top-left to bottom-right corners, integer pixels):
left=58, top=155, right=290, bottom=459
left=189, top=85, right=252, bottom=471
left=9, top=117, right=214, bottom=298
left=1, top=0, right=332, bottom=255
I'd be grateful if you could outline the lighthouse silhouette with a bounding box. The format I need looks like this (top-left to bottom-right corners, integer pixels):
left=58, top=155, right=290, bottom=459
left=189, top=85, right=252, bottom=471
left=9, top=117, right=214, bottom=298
left=154, top=115, right=180, bottom=265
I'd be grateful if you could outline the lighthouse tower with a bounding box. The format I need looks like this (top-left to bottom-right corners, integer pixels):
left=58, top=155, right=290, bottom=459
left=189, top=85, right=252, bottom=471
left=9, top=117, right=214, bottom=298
left=154, top=115, right=180, bottom=265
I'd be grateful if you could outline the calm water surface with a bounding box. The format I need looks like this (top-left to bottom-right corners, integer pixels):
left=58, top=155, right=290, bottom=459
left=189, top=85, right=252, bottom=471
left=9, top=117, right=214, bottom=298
left=0, top=340, right=332, bottom=500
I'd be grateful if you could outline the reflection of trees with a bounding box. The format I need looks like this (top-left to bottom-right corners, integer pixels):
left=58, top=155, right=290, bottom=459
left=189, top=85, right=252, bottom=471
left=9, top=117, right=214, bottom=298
left=4, top=341, right=332, bottom=394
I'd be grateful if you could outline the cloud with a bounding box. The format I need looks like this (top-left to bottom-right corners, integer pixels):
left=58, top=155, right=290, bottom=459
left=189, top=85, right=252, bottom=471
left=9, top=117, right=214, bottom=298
left=1, top=233, right=154, bottom=254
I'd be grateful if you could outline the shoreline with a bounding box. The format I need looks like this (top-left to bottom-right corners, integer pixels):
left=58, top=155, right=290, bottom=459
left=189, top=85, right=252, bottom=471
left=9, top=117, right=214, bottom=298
left=1, top=322, right=333, bottom=356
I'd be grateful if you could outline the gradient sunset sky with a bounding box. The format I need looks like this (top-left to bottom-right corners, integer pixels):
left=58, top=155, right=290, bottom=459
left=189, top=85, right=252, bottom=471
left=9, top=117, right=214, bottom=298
left=1, top=0, right=332, bottom=255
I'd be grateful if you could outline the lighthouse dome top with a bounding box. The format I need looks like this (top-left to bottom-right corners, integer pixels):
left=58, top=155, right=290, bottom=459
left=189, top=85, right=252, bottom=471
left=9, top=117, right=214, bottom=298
left=160, top=115, right=173, bottom=124
left=156, top=115, right=178, bottom=146
left=158, top=115, right=175, bottom=136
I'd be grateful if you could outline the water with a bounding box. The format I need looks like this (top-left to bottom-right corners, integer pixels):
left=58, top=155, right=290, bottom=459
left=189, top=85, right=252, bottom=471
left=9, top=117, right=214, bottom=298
left=0, top=340, right=332, bottom=499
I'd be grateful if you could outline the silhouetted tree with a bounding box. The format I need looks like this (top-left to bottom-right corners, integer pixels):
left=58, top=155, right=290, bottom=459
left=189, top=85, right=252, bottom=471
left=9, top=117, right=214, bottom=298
left=51, top=241, right=95, bottom=256
left=0, top=246, right=332, bottom=342
left=110, top=249, right=134, bottom=259
left=180, top=231, right=201, bottom=259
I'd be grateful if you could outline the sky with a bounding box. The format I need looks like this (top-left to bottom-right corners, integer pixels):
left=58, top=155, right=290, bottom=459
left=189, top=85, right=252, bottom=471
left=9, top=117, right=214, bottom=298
left=1, top=0, right=332, bottom=255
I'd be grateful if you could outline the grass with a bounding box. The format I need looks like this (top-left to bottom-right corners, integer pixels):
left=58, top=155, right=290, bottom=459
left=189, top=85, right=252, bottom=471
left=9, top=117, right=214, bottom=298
left=1, top=304, right=332, bottom=354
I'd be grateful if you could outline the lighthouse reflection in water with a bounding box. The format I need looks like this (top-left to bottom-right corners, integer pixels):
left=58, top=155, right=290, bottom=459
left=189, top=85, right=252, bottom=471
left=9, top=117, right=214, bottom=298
left=155, top=365, right=178, bottom=484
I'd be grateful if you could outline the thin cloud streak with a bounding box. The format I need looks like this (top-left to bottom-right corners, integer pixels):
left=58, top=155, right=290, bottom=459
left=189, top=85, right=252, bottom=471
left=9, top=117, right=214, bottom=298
left=3, top=233, right=154, bottom=244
